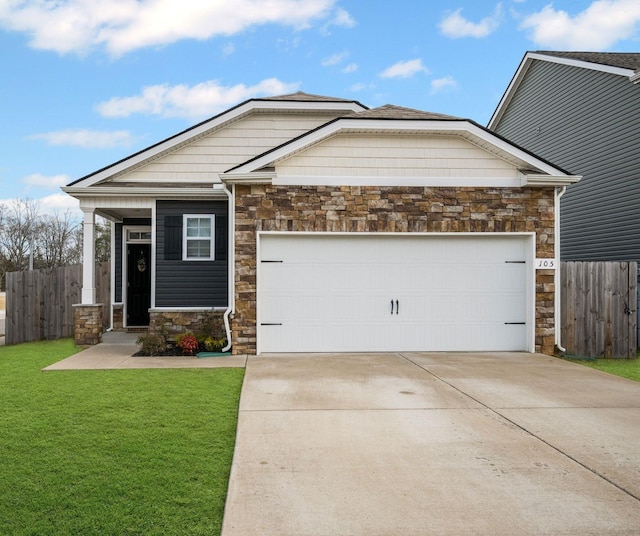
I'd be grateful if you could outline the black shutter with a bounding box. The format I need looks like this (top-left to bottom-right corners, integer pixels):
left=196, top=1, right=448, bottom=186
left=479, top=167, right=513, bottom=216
left=164, top=216, right=182, bottom=260
left=215, top=216, right=227, bottom=260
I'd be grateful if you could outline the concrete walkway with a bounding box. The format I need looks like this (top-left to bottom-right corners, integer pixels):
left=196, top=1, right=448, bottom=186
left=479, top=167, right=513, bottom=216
left=222, top=352, right=640, bottom=536
left=43, top=331, right=246, bottom=370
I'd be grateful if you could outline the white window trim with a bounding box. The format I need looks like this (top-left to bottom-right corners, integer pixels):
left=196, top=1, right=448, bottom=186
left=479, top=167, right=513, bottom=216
left=126, top=229, right=152, bottom=242
left=182, top=214, right=215, bottom=261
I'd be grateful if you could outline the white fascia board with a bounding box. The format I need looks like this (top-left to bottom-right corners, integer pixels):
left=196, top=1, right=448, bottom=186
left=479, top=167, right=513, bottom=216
left=489, top=52, right=635, bottom=129
left=522, top=174, right=581, bottom=187
left=63, top=186, right=228, bottom=198
left=68, top=100, right=366, bottom=189
left=527, top=52, right=635, bottom=77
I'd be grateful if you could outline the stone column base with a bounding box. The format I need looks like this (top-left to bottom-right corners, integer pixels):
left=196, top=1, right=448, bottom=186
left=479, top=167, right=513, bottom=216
left=73, top=304, right=104, bottom=346
left=112, top=303, right=124, bottom=331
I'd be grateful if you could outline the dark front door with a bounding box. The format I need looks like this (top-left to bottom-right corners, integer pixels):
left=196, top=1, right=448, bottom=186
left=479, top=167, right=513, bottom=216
left=127, top=244, right=151, bottom=326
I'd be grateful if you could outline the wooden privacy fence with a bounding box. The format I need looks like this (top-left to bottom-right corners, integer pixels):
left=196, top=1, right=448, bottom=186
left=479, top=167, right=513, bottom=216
left=5, top=262, right=110, bottom=345
left=561, top=261, right=637, bottom=358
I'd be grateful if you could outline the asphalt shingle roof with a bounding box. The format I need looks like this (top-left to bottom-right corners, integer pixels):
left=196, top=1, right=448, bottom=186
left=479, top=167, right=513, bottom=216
left=262, top=91, right=364, bottom=103
left=350, top=104, right=462, bottom=121
left=535, top=51, right=640, bottom=72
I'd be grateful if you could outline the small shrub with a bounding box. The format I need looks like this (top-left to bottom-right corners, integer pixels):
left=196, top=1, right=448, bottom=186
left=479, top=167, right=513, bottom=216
left=196, top=333, right=207, bottom=346
left=204, top=337, right=226, bottom=352
left=136, top=334, right=167, bottom=356
left=176, top=334, right=199, bottom=356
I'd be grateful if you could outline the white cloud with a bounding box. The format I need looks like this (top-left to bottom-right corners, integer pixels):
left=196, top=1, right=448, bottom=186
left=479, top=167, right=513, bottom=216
left=349, top=82, right=376, bottom=92
left=320, top=6, right=356, bottom=34
left=430, top=76, right=458, bottom=94
left=332, top=7, right=356, bottom=28
left=96, top=78, right=300, bottom=120
left=520, top=0, right=640, bottom=50
left=29, top=129, right=136, bottom=148
left=439, top=3, right=503, bottom=38
left=342, top=63, right=358, bottom=73
left=322, top=51, right=348, bottom=66
left=380, top=59, right=430, bottom=79
left=0, top=194, right=80, bottom=217
left=40, top=193, right=80, bottom=215
left=0, top=0, right=337, bottom=56
left=22, top=174, right=70, bottom=189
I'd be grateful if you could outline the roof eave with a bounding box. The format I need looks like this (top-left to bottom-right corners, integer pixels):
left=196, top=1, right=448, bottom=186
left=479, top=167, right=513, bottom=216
left=62, top=186, right=228, bottom=198
left=522, top=174, right=581, bottom=187
left=219, top=172, right=276, bottom=185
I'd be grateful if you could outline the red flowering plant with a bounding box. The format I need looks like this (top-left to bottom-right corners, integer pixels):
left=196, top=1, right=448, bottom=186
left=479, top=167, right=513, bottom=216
left=176, top=334, right=199, bottom=356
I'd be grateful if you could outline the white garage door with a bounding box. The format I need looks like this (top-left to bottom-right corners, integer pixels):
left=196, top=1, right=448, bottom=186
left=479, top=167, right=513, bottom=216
left=258, top=234, right=532, bottom=353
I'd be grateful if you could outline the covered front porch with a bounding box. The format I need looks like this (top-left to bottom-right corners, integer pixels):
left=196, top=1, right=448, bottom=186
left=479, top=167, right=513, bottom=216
left=72, top=197, right=154, bottom=345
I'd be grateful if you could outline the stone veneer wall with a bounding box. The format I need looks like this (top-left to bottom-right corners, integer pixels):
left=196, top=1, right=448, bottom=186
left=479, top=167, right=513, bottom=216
left=233, top=185, right=556, bottom=355
left=148, top=310, right=226, bottom=342
left=73, top=304, right=104, bottom=346
left=112, top=303, right=124, bottom=331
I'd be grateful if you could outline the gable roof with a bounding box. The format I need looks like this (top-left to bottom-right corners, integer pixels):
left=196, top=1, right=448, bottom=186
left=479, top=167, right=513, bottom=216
left=66, top=92, right=367, bottom=188
left=223, top=104, right=577, bottom=184
left=488, top=50, right=640, bottom=129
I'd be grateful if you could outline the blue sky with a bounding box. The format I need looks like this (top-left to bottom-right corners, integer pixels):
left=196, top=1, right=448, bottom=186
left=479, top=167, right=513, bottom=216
left=1, top=0, right=639, bottom=215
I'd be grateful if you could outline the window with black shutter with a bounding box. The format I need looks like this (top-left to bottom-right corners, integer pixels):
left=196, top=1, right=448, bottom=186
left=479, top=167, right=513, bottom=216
left=164, top=215, right=182, bottom=260
left=215, top=216, right=227, bottom=259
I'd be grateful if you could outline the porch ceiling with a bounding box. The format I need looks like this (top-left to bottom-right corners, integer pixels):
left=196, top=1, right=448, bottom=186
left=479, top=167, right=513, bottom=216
left=97, top=207, right=152, bottom=222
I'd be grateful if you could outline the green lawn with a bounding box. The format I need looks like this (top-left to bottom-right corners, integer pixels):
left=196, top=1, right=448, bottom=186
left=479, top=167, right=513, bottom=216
left=0, top=339, right=244, bottom=536
left=579, top=357, right=640, bottom=382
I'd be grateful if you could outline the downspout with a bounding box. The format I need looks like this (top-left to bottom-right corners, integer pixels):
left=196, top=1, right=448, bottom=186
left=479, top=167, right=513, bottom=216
left=555, top=186, right=567, bottom=353
left=220, top=181, right=234, bottom=353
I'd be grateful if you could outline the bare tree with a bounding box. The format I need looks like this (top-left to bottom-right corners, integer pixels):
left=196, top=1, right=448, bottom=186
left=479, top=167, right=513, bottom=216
left=94, top=217, right=111, bottom=262
left=0, top=198, right=41, bottom=274
left=0, top=198, right=112, bottom=290
left=36, top=210, right=82, bottom=268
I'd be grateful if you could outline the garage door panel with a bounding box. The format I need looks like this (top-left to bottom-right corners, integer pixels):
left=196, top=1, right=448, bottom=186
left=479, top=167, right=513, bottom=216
left=258, top=234, right=531, bottom=352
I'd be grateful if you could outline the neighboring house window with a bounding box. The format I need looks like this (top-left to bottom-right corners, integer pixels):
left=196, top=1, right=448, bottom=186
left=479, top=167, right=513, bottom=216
left=183, top=215, right=215, bottom=260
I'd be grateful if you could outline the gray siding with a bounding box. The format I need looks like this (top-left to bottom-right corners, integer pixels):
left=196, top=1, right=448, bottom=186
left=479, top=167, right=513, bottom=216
left=155, top=200, right=228, bottom=307
left=494, top=60, right=640, bottom=261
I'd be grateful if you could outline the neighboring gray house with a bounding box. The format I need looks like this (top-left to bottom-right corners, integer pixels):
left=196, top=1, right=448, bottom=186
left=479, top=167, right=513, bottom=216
left=489, top=51, right=640, bottom=261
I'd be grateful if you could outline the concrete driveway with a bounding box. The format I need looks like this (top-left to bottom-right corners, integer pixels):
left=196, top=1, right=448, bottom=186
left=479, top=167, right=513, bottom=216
left=222, top=352, right=640, bottom=536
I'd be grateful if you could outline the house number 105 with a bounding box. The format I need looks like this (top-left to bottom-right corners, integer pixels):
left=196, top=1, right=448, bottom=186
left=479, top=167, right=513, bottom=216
left=535, top=258, right=556, bottom=269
